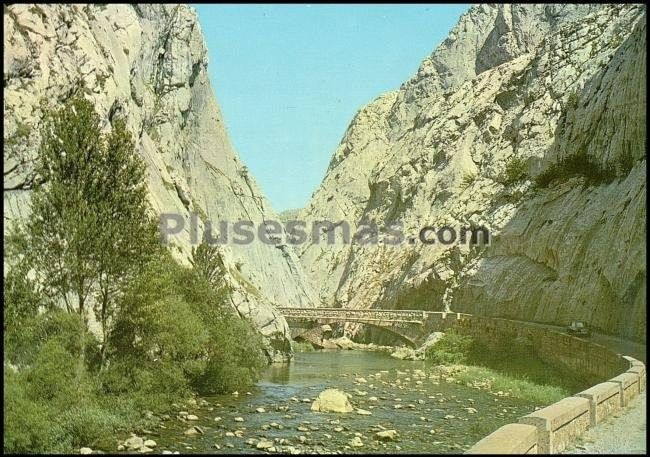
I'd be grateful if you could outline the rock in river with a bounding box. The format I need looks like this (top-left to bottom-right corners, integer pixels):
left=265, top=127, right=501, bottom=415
left=124, top=436, right=144, bottom=451
left=349, top=436, right=364, bottom=447
left=375, top=430, right=399, bottom=441
left=311, top=389, right=354, bottom=413
left=256, top=439, right=274, bottom=450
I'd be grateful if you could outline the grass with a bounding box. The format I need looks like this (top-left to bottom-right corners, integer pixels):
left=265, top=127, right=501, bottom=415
left=190, top=198, right=208, bottom=222
left=425, top=331, right=588, bottom=406
left=453, top=365, right=570, bottom=405
left=162, top=179, right=175, bottom=192
left=466, top=340, right=588, bottom=393
left=534, top=151, right=610, bottom=188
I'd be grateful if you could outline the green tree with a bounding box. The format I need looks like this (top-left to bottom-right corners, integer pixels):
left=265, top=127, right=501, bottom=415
left=190, top=241, right=231, bottom=295
left=107, top=248, right=266, bottom=396
left=23, top=96, right=159, bottom=366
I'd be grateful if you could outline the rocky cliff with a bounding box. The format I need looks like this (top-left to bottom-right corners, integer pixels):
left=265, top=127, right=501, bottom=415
left=3, top=4, right=317, bottom=361
left=298, top=4, right=646, bottom=341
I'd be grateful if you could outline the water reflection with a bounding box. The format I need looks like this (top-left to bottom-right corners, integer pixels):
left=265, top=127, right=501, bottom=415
left=266, top=362, right=291, bottom=384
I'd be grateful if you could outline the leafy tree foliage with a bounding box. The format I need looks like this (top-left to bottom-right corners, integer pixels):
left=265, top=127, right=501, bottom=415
left=22, top=96, right=159, bottom=363
left=4, top=96, right=268, bottom=454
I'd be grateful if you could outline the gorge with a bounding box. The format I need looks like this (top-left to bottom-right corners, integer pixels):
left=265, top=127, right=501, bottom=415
left=3, top=3, right=646, bottom=455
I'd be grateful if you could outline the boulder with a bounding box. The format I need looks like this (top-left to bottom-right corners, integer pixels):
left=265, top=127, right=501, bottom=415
left=311, top=389, right=354, bottom=413
left=390, top=346, right=419, bottom=360
left=184, top=426, right=203, bottom=436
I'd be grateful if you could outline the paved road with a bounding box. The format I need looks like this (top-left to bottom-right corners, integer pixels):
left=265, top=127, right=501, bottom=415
left=562, top=391, right=646, bottom=454
left=499, top=317, right=646, bottom=362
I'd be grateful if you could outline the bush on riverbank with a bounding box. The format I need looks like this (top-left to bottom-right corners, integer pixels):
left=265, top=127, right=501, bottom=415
left=3, top=97, right=267, bottom=454
left=424, top=330, right=473, bottom=364
left=4, top=248, right=268, bottom=453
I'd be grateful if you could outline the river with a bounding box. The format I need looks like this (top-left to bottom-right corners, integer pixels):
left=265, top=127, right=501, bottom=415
left=148, top=350, right=540, bottom=454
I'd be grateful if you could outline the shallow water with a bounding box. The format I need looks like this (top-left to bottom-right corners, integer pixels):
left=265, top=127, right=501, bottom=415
left=150, top=350, right=538, bottom=454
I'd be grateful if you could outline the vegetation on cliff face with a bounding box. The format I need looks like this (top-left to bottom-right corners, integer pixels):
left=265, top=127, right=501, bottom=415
left=3, top=97, right=266, bottom=453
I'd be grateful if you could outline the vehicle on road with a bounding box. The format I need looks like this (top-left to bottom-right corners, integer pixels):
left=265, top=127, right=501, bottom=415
left=567, top=320, right=591, bottom=337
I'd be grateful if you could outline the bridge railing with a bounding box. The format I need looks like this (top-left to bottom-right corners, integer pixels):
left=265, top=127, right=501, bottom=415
left=277, top=307, right=461, bottom=324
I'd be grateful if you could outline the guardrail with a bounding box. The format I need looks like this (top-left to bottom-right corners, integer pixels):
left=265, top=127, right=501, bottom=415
left=466, top=345, right=646, bottom=453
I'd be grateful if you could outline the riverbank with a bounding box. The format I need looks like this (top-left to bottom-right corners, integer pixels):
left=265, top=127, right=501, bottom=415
left=93, top=350, right=574, bottom=454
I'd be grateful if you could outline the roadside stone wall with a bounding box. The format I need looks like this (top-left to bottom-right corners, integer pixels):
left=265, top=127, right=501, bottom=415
left=460, top=315, right=646, bottom=454
left=453, top=314, right=628, bottom=384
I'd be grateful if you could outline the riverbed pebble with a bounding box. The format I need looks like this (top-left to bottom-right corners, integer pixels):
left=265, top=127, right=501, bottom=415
left=349, top=436, right=363, bottom=447
left=184, top=426, right=203, bottom=436
left=256, top=439, right=274, bottom=450
left=124, top=436, right=144, bottom=450
left=375, top=430, right=399, bottom=441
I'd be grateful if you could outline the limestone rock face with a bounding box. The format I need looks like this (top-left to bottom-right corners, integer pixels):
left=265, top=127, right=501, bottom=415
left=299, top=4, right=646, bottom=341
left=3, top=4, right=317, bottom=361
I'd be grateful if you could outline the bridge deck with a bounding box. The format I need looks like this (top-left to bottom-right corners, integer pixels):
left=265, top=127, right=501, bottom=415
left=277, top=307, right=457, bottom=324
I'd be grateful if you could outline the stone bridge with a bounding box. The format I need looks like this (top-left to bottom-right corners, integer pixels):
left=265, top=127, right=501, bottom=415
left=278, top=307, right=462, bottom=347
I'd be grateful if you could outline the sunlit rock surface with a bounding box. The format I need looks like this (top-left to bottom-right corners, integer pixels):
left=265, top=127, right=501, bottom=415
left=3, top=4, right=319, bottom=360
left=299, top=4, right=646, bottom=341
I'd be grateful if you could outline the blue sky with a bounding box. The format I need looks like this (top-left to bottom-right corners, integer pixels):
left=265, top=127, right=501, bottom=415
left=194, top=4, right=469, bottom=212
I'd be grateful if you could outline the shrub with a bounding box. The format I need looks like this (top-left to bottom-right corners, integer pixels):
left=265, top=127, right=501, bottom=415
left=5, top=307, right=98, bottom=370
left=461, top=172, right=477, bottom=189
left=502, top=156, right=528, bottom=185
left=613, top=148, right=636, bottom=176
left=534, top=151, right=616, bottom=188
left=4, top=369, right=68, bottom=454
left=4, top=327, right=123, bottom=454
left=107, top=248, right=266, bottom=397
left=425, top=330, right=473, bottom=365
left=293, top=340, right=317, bottom=352
left=196, top=317, right=267, bottom=394
left=566, top=92, right=579, bottom=110
left=24, top=340, right=93, bottom=403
